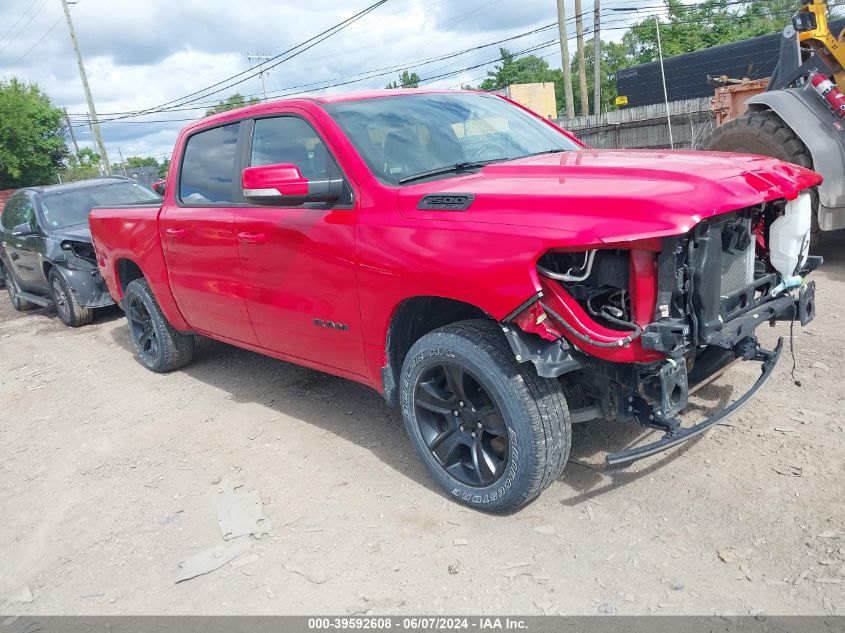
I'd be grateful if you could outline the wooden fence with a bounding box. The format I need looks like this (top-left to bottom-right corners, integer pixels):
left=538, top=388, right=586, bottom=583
left=555, top=97, right=716, bottom=150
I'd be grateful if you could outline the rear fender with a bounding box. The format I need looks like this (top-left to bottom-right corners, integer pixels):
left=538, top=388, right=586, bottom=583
left=748, top=88, right=845, bottom=230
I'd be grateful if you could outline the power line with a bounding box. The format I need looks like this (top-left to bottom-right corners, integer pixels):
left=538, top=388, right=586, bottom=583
left=0, top=0, right=49, bottom=55
left=103, top=0, right=391, bottom=123
left=0, top=0, right=39, bottom=49
left=4, top=13, right=64, bottom=73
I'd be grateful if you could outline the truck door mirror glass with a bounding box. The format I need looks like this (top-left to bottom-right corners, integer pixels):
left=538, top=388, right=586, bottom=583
left=151, top=179, right=166, bottom=195
left=242, top=163, right=343, bottom=206
left=12, top=222, right=35, bottom=236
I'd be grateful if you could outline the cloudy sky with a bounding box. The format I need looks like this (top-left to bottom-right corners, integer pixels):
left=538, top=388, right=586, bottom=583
left=0, top=0, right=656, bottom=164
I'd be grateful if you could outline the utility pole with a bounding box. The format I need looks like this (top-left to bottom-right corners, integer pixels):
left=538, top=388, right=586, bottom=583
left=593, top=0, right=601, bottom=115
left=656, top=17, right=674, bottom=149
left=62, top=107, right=79, bottom=155
left=556, top=0, right=575, bottom=119
left=574, top=0, right=589, bottom=116
left=247, top=53, right=272, bottom=100
left=117, top=147, right=128, bottom=176
left=60, top=0, right=110, bottom=174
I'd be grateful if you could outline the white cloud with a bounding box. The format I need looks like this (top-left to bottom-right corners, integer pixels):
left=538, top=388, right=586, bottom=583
left=0, top=0, right=638, bottom=163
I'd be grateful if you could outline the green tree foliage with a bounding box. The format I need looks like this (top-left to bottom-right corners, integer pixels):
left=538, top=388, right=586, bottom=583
left=125, top=155, right=159, bottom=168
left=569, top=40, right=628, bottom=115
left=0, top=79, right=68, bottom=189
left=386, top=71, right=421, bottom=89
left=479, top=48, right=566, bottom=114
left=205, top=93, right=260, bottom=116
left=158, top=157, right=171, bottom=179
left=60, top=148, right=102, bottom=182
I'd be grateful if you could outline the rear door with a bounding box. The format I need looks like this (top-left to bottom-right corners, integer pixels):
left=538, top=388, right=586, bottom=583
left=160, top=121, right=258, bottom=344
left=232, top=113, right=367, bottom=375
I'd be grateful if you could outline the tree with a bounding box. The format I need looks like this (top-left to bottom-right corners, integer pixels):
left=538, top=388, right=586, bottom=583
left=125, top=156, right=159, bottom=168
left=479, top=48, right=566, bottom=114
left=386, top=71, right=420, bottom=89
left=0, top=79, right=68, bottom=189
left=570, top=40, right=629, bottom=115
left=158, top=157, right=171, bottom=179
left=205, top=93, right=260, bottom=116
left=60, top=148, right=102, bottom=182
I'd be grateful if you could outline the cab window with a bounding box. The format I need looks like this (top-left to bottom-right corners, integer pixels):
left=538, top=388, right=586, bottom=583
left=179, top=122, right=241, bottom=204
left=250, top=116, right=350, bottom=205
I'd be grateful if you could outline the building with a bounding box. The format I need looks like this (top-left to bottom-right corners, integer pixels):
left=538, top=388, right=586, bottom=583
left=494, top=82, right=558, bottom=119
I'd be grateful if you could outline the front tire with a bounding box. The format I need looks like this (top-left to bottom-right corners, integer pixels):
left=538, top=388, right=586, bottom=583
left=48, top=269, right=94, bottom=327
left=123, top=278, right=194, bottom=373
left=3, top=265, right=35, bottom=312
left=399, top=320, right=571, bottom=513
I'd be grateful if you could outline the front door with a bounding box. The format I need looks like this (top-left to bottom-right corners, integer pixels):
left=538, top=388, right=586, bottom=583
left=233, top=114, right=367, bottom=376
left=160, top=121, right=257, bottom=345
left=2, top=196, right=45, bottom=290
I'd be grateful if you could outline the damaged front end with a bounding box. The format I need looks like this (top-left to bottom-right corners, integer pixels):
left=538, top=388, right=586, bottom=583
left=503, top=193, right=819, bottom=466
left=56, top=240, right=114, bottom=308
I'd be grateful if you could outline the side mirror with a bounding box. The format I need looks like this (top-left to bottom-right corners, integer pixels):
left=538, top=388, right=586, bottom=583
left=242, top=163, right=343, bottom=206
left=151, top=179, right=167, bottom=195
left=12, top=223, right=35, bottom=237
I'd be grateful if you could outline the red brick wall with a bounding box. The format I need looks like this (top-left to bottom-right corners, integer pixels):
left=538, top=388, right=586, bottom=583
left=0, top=189, right=15, bottom=210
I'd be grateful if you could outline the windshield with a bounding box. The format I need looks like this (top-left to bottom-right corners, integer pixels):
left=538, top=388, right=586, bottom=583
left=41, top=181, right=161, bottom=230
left=323, top=92, right=580, bottom=185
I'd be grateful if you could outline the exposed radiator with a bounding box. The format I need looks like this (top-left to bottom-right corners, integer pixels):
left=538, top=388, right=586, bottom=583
left=719, top=218, right=755, bottom=296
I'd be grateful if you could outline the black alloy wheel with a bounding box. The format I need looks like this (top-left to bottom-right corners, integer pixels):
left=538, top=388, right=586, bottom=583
left=126, top=292, right=160, bottom=365
left=4, top=266, right=34, bottom=311
left=51, top=275, right=71, bottom=322
left=414, top=362, right=509, bottom=487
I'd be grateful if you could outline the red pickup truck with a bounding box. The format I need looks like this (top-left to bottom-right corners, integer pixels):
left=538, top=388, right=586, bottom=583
left=90, top=89, right=821, bottom=512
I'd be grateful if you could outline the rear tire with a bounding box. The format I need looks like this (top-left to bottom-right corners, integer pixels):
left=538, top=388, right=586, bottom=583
left=704, top=110, right=821, bottom=244
left=48, top=269, right=94, bottom=327
left=123, top=278, right=194, bottom=372
left=399, top=319, right=571, bottom=513
left=3, top=264, right=35, bottom=311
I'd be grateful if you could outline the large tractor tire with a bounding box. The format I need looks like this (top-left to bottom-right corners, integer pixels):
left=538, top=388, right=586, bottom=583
left=704, top=110, right=820, bottom=243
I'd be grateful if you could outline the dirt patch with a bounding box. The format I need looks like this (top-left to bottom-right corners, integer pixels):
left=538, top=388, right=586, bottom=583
left=1, top=233, right=844, bottom=615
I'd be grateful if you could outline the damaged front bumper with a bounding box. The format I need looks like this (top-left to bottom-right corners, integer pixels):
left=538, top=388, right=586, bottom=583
left=607, top=281, right=814, bottom=466
left=606, top=337, right=783, bottom=466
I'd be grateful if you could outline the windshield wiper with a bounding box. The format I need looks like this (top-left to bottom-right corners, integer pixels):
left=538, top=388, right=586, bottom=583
left=398, top=161, right=492, bottom=185
left=523, top=148, right=568, bottom=158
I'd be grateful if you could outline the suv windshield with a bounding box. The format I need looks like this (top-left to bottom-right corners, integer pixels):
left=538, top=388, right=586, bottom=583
left=41, top=181, right=161, bottom=230
left=323, top=92, right=580, bottom=185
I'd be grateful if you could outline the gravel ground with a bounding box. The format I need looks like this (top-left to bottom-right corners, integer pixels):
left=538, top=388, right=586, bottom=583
left=1, top=232, right=844, bottom=616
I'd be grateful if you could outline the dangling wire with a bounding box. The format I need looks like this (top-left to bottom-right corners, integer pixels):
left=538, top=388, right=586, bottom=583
left=789, top=300, right=800, bottom=387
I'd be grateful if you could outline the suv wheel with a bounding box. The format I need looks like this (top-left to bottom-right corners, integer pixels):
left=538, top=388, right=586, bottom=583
left=3, top=265, right=35, bottom=311
left=400, top=320, right=571, bottom=513
left=48, top=269, right=94, bottom=327
left=123, top=278, right=194, bottom=372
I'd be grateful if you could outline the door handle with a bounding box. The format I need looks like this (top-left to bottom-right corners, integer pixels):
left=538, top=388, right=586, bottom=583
left=237, top=231, right=267, bottom=244
left=165, top=228, right=186, bottom=238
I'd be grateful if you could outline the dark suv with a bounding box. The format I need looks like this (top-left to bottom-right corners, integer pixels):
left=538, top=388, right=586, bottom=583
left=0, top=177, right=161, bottom=326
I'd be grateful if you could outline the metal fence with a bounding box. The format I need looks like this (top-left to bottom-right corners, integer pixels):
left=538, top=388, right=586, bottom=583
left=555, top=97, right=716, bottom=150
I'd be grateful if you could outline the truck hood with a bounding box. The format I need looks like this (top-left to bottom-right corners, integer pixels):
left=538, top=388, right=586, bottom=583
left=397, top=150, right=823, bottom=244
left=50, top=224, right=92, bottom=243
